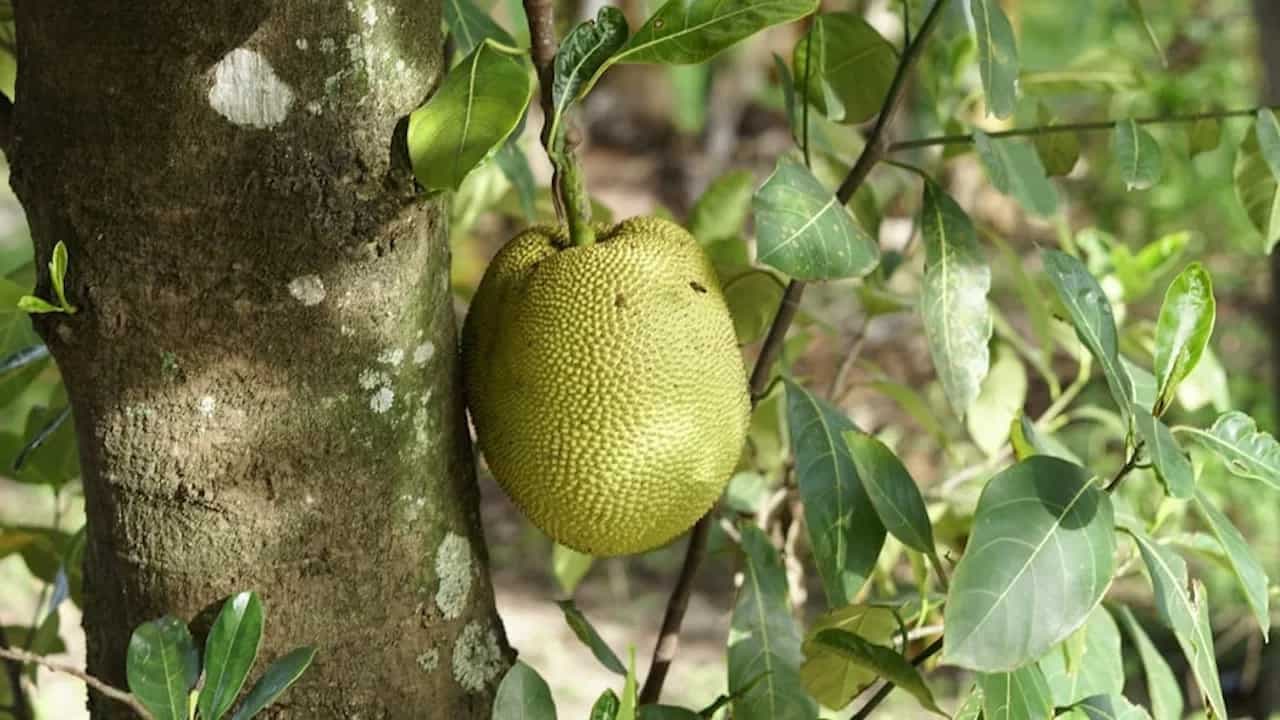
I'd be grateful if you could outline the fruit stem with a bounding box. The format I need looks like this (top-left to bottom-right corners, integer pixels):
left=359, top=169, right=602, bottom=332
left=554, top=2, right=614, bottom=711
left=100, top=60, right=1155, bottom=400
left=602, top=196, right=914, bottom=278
left=557, top=136, right=596, bottom=246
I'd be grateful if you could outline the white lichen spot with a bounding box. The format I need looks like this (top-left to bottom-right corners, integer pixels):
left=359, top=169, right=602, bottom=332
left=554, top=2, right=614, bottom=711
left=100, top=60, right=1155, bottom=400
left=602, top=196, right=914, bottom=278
left=208, top=48, right=295, bottom=129
left=434, top=532, right=472, bottom=620
left=370, top=386, right=395, bottom=413
left=318, top=37, right=337, bottom=54
left=197, top=396, right=217, bottom=417
left=306, top=101, right=323, bottom=116
left=362, top=2, right=379, bottom=26
left=416, top=648, right=439, bottom=673
left=413, top=341, right=435, bottom=366
left=305, top=493, right=315, bottom=505
left=396, top=59, right=406, bottom=72
left=358, top=368, right=390, bottom=390
left=295, top=37, right=309, bottom=51
left=452, top=621, right=504, bottom=692
left=378, top=347, right=405, bottom=367
left=287, top=275, right=326, bottom=306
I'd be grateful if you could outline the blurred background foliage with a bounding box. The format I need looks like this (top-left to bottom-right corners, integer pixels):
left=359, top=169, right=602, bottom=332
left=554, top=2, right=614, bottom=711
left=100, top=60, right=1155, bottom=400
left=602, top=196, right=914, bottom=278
left=3, top=0, right=1279, bottom=718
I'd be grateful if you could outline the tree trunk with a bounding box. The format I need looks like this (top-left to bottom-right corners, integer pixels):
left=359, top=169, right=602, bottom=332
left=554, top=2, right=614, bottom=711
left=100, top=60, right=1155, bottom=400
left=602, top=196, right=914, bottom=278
left=8, top=2, right=510, bottom=717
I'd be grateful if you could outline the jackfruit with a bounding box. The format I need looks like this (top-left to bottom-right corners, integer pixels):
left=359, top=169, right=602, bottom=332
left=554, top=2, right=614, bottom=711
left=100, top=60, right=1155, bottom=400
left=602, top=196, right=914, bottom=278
left=462, top=216, right=750, bottom=556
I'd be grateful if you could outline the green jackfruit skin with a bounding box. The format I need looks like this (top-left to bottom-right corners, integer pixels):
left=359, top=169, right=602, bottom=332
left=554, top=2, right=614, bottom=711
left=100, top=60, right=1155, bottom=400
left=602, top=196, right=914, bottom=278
left=462, top=216, right=750, bottom=556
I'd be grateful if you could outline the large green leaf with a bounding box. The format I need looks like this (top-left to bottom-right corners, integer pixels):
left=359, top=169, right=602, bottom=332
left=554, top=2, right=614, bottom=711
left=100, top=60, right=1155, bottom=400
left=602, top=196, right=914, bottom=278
left=547, top=7, right=629, bottom=150
left=843, top=431, right=935, bottom=556
left=443, top=0, right=515, bottom=56
left=1234, top=112, right=1280, bottom=253
left=229, top=646, right=316, bottom=720
left=943, top=457, right=1115, bottom=672
left=1181, top=411, right=1280, bottom=491
left=728, top=524, right=816, bottom=720
left=753, top=157, right=879, bottom=280
left=978, top=665, right=1053, bottom=720
left=557, top=600, right=626, bottom=675
left=811, top=629, right=944, bottom=715
left=1132, top=406, right=1193, bottom=499
left=198, top=592, right=264, bottom=720
left=1127, top=531, right=1227, bottom=720
left=968, top=344, right=1026, bottom=457
left=974, top=131, right=1057, bottom=216
left=1042, top=251, right=1133, bottom=417
left=919, top=180, right=992, bottom=419
left=1114, top=606, right=1183, bottom=720
left=611, top=0, right=817, bottom=67
left=493, top=661, right=557, bottom=720
left=784, top=379, right=885, bottom=607
left=1038, top=606, right=1123, bottom=707
left=798, top=604, right=898, bottom=709
left=126, top=617, right=200, bottom=720
left=793, top=13, right=897, bottom=125
left=1113, top=119, right=1162, bottom=191
left=1152, top=263, right=1214, bottom=414
left=1073, top=694, right=1153, bottom=720
left=689, top=170, right=756, bottom=247
left=1190, top=490, right=1270, bottom=639
left=407, top=40, right=534, bottom=192
left=969, top=0, right=1019, bottom=118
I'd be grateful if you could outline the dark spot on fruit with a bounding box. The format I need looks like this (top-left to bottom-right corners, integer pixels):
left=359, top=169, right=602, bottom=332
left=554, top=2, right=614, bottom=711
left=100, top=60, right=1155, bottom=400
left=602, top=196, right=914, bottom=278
left=615, top=292, right=627, bottom=308
left=689, top=281, right=707, bottom=294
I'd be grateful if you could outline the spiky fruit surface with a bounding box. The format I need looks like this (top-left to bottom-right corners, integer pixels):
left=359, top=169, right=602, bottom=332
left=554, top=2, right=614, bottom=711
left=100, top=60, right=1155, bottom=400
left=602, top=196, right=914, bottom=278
left=462, top=217, right=750, bottom=556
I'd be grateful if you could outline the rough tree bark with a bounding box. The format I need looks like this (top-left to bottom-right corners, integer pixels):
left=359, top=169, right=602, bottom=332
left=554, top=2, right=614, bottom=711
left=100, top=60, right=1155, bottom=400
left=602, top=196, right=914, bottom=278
left=8, top=1, right=510, bottom=717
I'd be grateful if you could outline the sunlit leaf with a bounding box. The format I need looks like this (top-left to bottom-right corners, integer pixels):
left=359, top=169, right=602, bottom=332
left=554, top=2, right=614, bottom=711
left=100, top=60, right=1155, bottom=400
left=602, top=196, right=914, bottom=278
left=609, top=0, right=817, bottom=68
left=1074, top=694, right=1153, bottom=720
left=552, top=543, right=594, bottom=595
left=799, top=604, right=898, bottom=709
left=793, top=13, right=898, bottom=124
left=1113, top=119, right=1162, bottom=191
left=812, top=629, right=944, bottom=715
left=1152, top=263, right=1214, bottom=413
left=969, top=0, right=1019, bottom=118
left=443, top=0, right=515, bottom=56
left=198, top=592, right=264, bottom=720
left=1180, top=411, right=1280, bottom=491
left=229, top=646, right=315, bottom=720
left=1235, top=112, right=1280, bottom=253
left=978, top=664, right=1053, bottom=720
left=127, top=617, right=200, bottom=720
left=968, top=345, right=1026, bottom=457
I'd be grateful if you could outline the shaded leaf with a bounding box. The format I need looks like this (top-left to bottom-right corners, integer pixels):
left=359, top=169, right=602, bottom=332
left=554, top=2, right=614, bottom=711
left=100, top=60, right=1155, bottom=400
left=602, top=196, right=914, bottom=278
left=493, top=661, right=557, bottom=720
left=1132, top=406, right=1193, bottom=499
left=1074, top=694, right=1153, bottom=720
left=1234, top=112, right=1280, bottom=253
left=407, top=40, right=534, bottom=192
left=127, top=617, right=200, bottom=720
left=494, top=141, right=537, bottom=222
left=843, top=431, right=935, bottom=556
left=1187, top=117, right=1221, bottom=157
left=978, top=664, right=1053, bottom=720
left=753, top=157, right=879, bottom=280
left=1122, top=358, right=1157, bottom=414
left=1190, top=490, right=1270, bottom=639
left=1258, top=108, right=1280, bottom=181
left=637, top=705, right=700, bottom=720
left=1113, top=120, right=1162, bottom=191
left=198, top=592, right=264, bottom=720
left=728, top=524, right=816, bottom=720
left=557, top=600, right=626, bottom=676
left=793, top=14, right=898, bottom=125
left=785, top=379, right=885, bottom=607
left=548, top=7, right=629, bottom=150
left=689, top=170, right=756, bottom=246
left=1181, top=411, right=1280, bottom=491
left=443, top=0, right=515, bottom=56
left=1114, top=606, right=1184, bottom=720
left=1011, top=412, right=1081, bottom=464
left=970, top=0, right=1019, bottom=118
left=812, top=629, right=944, bottom=715
left=799, top=604, right=899, bottom=709
left=919, top=180, right=992, bottom=419
left=974, top=131, right=1057, bottom=216
left=1033, top=105, right=1080, bottom=177
left=723, top=270, right=785, bottom=344
left=1124, top=0, right=1166, bottom=66
left=943, top=457, right=1115, bottom=672
left=1153, top=263, right=1214, bottom=413
left=229, top=646, right=316, bottom=720
left=1038, top=606, right=1123, bottom=707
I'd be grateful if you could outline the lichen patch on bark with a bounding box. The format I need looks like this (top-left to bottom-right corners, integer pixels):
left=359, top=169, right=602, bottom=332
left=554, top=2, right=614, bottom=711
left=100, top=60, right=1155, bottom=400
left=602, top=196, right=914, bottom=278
left=452, top=621, right=504, bottom=692
left=434, top=531, right=472, bottom=619
left=208, top=48, right=295, bottom=128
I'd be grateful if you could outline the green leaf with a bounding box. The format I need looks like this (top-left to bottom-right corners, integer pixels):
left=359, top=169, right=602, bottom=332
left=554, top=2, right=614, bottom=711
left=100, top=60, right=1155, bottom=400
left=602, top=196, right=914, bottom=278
left=1153, top=263, right=1214, bottom=413
left=127, top=617, right=201, bottom=720
left=1038, top=606, right=1123, bottom=707
left=919, top=180, right=992, bottom=419
left=1180, top=411, right=1280, bottom=491
left=968, top=345, right=1026, bottom=457
left=1011, top=412, right=1081, bottom=464
left=728, top=524, right=816, bottom=720
left=811, top=629, right=944, bottom=715
left=1122, top=358, right=1157, bottom=414
left=1258, top=108, right=1280, bottom=181
left=1110, top=231, right=1190, bottom=300
left=48, top=241, right=71, bottom=311
left=494, top=141, right=537, bottom=222
left=1114, top=606, right=1184, bottom=720
left=1113, top=119, right=1162, bottom=191
left=1234, top=112, right=1280, bottom=253
left=198, top=592, right=264, bottom=720
left=978, top=665, right=1053, bottom=720
left=1190, top=490, right=1270, bottom=639
left=229, top=646, right=316, bottom=720
left=443, top=0, right=515, bottom=56
left=969, top=0, right=1019, bottom=118
left=753, top=157, right=879, bottom=280
left=1033, top=106, right=1080, bottom=177
left=17, top=295, right=61, bottom=314
left=611, top=0, right=817, bottom=67
left=1124, top=0, right=1166, bottom=67
left=1132, top=406, right=1193, bottom=499
left=773, top=53, right=800, bottom=142
left=689, top=170, right=756, bottom=247
left=1073, top=694, right=1153, bottom=720
left=1042, top=250, right=1133, bottom=418
left=591, top=689, right=621, bottom=720
left=1127, top=531, right=1226, bottom=720
left=493, top=661, right=557, bottom=720
left=407, top=39, right=534, bottom=192
left=1176, top=344, right=1230, bottom=413
left=784, top=379, right=885, bottom=607
left=557, top=600, right=626, bottom=675
left=843, top=431, right=935, bottom=556
left=943, top=457, right=1116, bottom=672
left=548, top=7, right=629, bottom=150
left=551, top=543, right=594, bottom=595
left=955, top=686, right=984, bottom=720
left=723, top=270, right=785, bottom=344
left=973, top=131, right=1057, bottom=216
left=1187, top=117, right=1221, bottom=157
left=637, top=706, right=700, bottom=720
left=798, top=604, right=899, bottom=709
left=793, top=13, right=897, bottom=125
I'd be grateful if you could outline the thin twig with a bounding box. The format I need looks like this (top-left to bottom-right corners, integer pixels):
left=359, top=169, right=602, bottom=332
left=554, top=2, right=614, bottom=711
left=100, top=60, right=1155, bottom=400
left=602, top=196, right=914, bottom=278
left=638, top=0, right=953, bottom=705
left=0, top=628, right=32, bottom=720
left=849, top=637, right=945, bottom=720
left=1105, top=441, right=1144, bottom=493
left=0, top=647, right=155, bottom=720
left=889, top=104, right=1280, bottom=152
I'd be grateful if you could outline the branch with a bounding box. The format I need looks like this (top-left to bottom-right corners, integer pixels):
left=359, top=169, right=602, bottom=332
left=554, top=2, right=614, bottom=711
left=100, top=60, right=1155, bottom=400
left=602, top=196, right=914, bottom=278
left=0, top=628, right=32, bottom=720
left=848, top=637, right=944, bottom=720
left=889, top=105, right=1280, bottom=153
left=638, top=0, right=953, bottom=704
left=0, top=647, right=155, bottom=720
left=1105, top=441, right=1144, bottom=493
